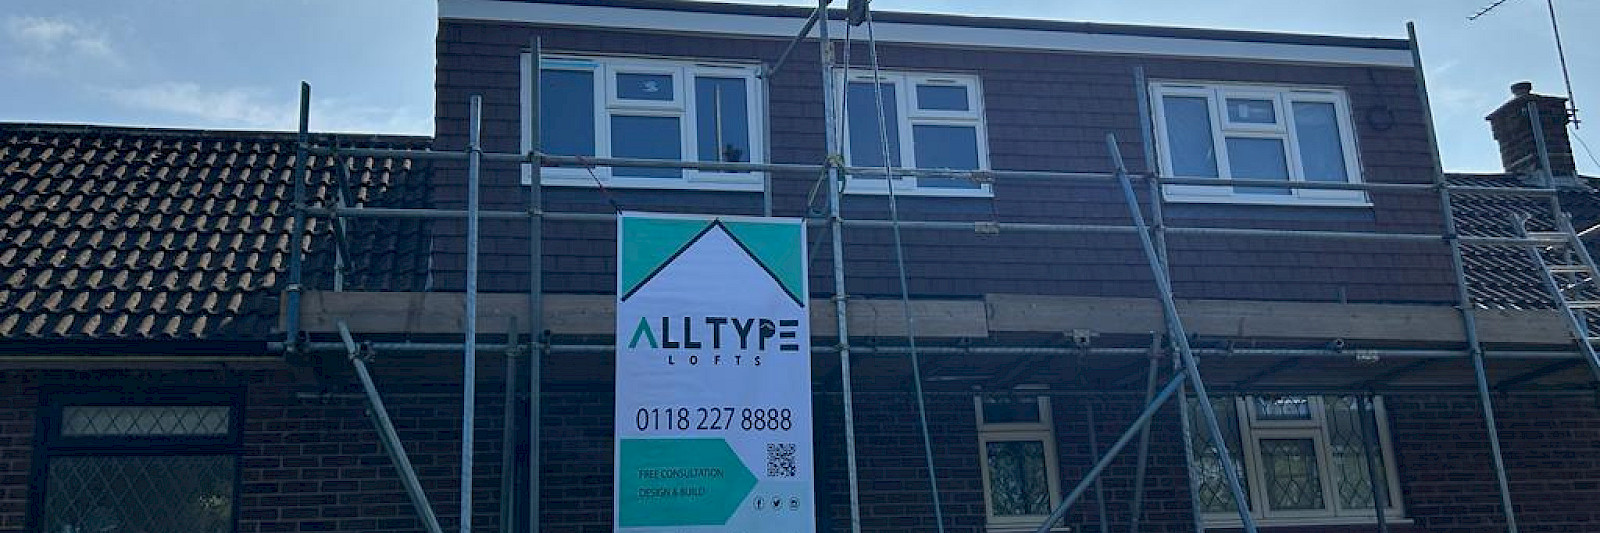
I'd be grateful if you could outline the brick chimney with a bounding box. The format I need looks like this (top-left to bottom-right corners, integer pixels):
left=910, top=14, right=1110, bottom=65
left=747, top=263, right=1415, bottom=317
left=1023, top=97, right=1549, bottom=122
left=1486, top=81, right=1577, bottom=184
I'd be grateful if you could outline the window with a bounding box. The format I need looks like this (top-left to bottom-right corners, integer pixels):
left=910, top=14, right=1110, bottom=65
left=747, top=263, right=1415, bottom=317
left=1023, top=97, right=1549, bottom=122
left=521, top=55, right=765, bottom=190
left=34, top=389, right=241, bottom=533
left=1151, top=83, right=1365, bottom=205
left=1187, top=395, right=1403, bottom=527
left=841, top=71, right=991, bottom=196
left=976, top=395, right=1061, bottom=530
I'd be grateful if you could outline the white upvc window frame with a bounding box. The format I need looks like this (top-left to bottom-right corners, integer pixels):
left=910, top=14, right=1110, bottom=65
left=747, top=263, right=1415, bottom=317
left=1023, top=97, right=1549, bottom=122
left=839, top=70, right=993, bottom=197
left=520, top=54, right=766, bottom=191
left=1151, top=82, right=1367, bottom=206
left=975, top=395, right=1064, bottom=532
left=1200, top=395, right=1406, bottom=529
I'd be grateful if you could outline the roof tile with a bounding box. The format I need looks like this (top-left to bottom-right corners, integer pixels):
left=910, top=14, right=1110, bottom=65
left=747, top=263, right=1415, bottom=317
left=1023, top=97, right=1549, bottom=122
left=1, top=123, right=431, bottom=341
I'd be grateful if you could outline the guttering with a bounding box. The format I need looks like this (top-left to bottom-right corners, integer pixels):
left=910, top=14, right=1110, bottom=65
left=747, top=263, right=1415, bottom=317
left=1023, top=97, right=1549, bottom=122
left=438, top=0, right=1414, bottom=68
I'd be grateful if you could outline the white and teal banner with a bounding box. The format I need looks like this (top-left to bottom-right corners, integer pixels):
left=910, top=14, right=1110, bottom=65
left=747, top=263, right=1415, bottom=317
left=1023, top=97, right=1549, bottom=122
left=614, top=212, right=815, bottom=532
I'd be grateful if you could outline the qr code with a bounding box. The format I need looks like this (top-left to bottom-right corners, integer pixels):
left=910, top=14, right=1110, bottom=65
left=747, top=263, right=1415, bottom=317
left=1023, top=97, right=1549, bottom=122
left=766, top=443, right=797, bottom=477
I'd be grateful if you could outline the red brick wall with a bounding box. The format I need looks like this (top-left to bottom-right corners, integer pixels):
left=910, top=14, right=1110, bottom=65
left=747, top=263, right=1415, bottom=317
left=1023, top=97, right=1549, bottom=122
left=1388, top=393, right=1600, bottom=533
left=5, top=366, right=1600, bottom=533
left=0, top=373, right=35, bottom=532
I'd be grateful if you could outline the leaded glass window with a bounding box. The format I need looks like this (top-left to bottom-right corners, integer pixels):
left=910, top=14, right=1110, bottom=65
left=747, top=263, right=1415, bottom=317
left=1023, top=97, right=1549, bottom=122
left=39, top=391, right=240, bottom=533
left=976, top=394, right=1059, bottom=527
left=1188, top=394, right=1401, bottom=525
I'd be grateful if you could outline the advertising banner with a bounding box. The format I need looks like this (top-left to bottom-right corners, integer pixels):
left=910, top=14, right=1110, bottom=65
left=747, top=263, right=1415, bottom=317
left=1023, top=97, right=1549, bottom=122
left=614, top=212, right=814, bottom=532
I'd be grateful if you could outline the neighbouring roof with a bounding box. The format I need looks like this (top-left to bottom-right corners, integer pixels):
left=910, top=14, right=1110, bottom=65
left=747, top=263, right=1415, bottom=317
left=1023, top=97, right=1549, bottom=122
left=1448, top=172, right=1600, bottom=310
left=0, top=124, right=433, bottom=341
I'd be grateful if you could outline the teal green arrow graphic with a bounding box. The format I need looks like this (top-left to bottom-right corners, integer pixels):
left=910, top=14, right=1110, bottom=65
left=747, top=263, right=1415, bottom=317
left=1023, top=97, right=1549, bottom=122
left=618, top=438, right=757, bottom=527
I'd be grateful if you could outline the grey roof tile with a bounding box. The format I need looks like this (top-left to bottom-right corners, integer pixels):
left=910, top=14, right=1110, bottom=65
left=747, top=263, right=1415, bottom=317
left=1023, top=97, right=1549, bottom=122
left=0, top=124, right=433, bottom=340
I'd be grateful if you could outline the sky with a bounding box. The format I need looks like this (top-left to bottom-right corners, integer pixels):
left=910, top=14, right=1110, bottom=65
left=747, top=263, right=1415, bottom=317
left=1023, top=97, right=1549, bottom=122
left=1, top=0, right=1596, bottom=174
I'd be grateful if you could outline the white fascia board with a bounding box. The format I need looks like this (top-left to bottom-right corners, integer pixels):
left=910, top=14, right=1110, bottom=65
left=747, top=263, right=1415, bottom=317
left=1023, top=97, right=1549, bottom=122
left=439, top=0, right=1415, bottom=68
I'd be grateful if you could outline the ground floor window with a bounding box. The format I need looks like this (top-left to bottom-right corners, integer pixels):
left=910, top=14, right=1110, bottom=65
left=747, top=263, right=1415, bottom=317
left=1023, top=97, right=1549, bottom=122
left=976, top=394, right=1061, bottom=530
left=35, top=389, right=241, bottom=533
left=1188, top=394, right=1402, bottom=527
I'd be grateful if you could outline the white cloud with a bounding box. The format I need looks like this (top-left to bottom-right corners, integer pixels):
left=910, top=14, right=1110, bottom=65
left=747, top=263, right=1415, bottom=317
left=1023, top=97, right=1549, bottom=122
left=2, top=15, right=124, bottom=75
left=97, top=82, right=431, bottom=135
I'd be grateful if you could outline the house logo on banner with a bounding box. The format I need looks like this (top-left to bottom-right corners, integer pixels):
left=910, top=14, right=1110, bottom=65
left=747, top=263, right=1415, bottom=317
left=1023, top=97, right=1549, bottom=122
left=614, top=212, right=815, bottom=532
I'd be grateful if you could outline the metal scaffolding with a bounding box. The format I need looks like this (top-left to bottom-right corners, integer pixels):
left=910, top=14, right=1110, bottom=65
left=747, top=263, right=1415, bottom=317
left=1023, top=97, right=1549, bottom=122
left=267, top=4, right=1596, bottom=533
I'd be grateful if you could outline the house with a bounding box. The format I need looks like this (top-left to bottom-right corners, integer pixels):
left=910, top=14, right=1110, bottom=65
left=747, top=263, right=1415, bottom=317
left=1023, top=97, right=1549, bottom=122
left=3, top=0, right=1600, bottom=532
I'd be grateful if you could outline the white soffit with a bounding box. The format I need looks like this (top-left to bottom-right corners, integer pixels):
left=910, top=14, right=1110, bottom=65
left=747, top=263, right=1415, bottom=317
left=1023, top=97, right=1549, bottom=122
left=439, top=0, right=1415, bottom=68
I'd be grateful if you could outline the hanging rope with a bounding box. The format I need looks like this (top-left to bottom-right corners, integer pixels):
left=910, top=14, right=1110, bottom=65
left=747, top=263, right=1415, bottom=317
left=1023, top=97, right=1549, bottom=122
left=864, top=9, right=947, bottom=533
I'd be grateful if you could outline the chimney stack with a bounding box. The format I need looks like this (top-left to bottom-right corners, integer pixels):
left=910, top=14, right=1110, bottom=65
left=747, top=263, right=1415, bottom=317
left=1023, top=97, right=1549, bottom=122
left=1486, top=81, right=1577, bottom=183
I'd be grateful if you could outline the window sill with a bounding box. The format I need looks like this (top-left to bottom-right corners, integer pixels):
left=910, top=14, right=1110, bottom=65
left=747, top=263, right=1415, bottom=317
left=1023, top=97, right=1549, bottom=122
left=534, top=173, right=766, bottom=192
left=842, top=182, right=995, bottom=198
left=1164, top=194, right=1372, bottom=208
left=1203, top=515, right=1411, bottom=530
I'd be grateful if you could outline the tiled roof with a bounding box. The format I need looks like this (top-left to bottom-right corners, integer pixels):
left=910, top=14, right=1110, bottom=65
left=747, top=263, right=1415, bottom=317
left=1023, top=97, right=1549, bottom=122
left=0, top=124, right=432, bottom=341
left=1448, top=172, right=1600, bottom=310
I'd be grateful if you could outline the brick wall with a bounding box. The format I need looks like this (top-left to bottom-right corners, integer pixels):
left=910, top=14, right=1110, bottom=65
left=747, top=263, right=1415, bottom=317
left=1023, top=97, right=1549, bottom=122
left=429, top=19, right=1456, bottom=305
left=1388, top=393, right=1600, bottom=533
left=6, top=364, right=1600, bottom=532
left=0, top=373, right=35, bottom=532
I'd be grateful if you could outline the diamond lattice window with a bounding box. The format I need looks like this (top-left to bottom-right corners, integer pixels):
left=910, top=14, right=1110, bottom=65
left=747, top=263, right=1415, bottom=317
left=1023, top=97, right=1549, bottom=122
left=1188, top=394, right=1400, bottom=525
left=44, top=455, right=236, bottom=533
left=39, top=399, right=239, bottom=533
left=61, top=405, right=231, bottom=436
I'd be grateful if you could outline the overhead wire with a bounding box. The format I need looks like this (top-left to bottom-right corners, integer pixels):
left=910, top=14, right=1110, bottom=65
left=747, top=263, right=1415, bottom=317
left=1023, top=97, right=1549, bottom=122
left=863, top=7, right=947, bottom=533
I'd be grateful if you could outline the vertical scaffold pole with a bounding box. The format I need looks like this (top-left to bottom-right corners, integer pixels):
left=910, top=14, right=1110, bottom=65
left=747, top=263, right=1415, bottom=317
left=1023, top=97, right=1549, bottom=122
left=1407, top=22, right=1519, bottom=533
left=1130, top=65, right=1164, bottom=533
left=285, top=82, right=310, bottom=352
left=462, top=94, right=484, bottom=533
left=817, top=2, right=863, bottom=532
left=525, top=36, right=546, bottom=533
left=1360, top=395, right=1390, bottom=533
left=1174, top=346, right=1205, bottom=533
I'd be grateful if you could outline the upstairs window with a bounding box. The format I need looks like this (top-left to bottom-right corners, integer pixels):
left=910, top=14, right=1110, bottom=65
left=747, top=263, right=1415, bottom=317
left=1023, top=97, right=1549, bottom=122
left=1188, top=394, right=1403, bottom=527
left=841, top=71, right=991, bottom=196
left=1151, top=83, right=1365, bottom=205
left=976, top=394, right=1061, bottom=530
left=522, top=55, right=764, bottom=190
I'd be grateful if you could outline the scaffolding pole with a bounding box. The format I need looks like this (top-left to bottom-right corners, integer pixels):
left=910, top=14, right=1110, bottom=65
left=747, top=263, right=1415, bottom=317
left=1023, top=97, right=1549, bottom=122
left=1408, top=22, right=1519, bottom=533
left=285, top=82, right=311, bottom=353
left=339, top=321, right=446, bottom=533
left=525, top=36, right=546, bottom=533
left=460, top=94, right=483, bottom=533
left=1360, top=394, right=1390, bottom=533
left=817, top=2, right=865, bottom=532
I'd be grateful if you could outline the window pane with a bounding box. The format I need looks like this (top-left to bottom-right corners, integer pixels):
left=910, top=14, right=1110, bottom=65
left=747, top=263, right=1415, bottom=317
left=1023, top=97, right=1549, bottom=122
left=846, top=82, right=901, bottom=171
left=45, top=455, right=235, bottom=533
left=917, top=84, right=969, bottom=111
left=1189, top=396, right=1251, bottom=513
left=695, top=77, right=751, bottom=165
left=1226, top=98, right=1277, bottom=124
left=1252, top=396, right=1313, bottom=421
left=1260, top=438, right=1327, bottom=511
left=1324, top=396, right=1388, bottom=510
left=541, top=69, right=596, bottom=157
left=616, top=73, right=674, bottom=101
left=986, top=440, right=1051, bottom=516
left=611, top=115, right=682, bottom=178
left=982, top=396, right=1043, bottom=425
left=1225, top=137, right=1291, bottom=195
left=1161, top=96, right=1219, bottom=179
left=62, top=405, right=231, bottom=436
left=1293, top=101, right=1350, bottom=183
left=912, top=125, right=981, bottom=189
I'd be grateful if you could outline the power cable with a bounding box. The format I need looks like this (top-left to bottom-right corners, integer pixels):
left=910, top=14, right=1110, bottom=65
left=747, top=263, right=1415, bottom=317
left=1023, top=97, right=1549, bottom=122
left=864, top=8, right=947, bottom=533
